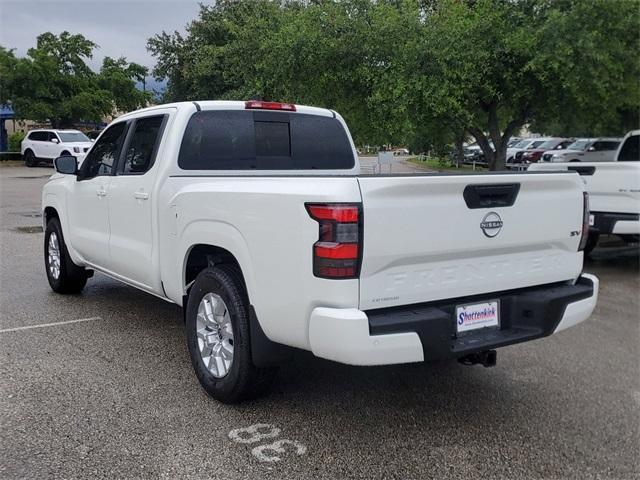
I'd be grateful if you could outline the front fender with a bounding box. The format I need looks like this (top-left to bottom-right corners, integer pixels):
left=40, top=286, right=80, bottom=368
left=42, top=190, right=84, bottom=266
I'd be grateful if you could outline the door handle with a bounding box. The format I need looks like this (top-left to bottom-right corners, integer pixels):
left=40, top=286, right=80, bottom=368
left=96, top=188, right=107, bottom=197
left=134, top=190, right=149, bottom=200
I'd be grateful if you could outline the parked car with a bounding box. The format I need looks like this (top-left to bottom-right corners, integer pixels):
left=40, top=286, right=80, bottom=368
left=530, top=130, right=639, bottom=254
left=521, top=138, right=574, bottom=164
left=463, top=138, right=521, bottom=166
left=463, top=141, right=493, bottom=165
left=392, top=148, right=410, bottom=156
left=545, top=138, right=622, bottom=163
left=506, top=138, right=541, bottom=163
left=510, top=138, right=554, bottom=164
left=21, top=129, right=93, bottom=167
left=42, top=100, right=598, bottom=403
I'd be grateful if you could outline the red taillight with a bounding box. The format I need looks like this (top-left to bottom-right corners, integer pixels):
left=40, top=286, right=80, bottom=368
left=245, top=100, right=296, bottom=111
left=314, top=243, right=359, bottom=259
left=306, top=205, right=359, bottom=222
left=579, top=192, right=590, bottom=251
left=306, top=203, right=362, bottom=279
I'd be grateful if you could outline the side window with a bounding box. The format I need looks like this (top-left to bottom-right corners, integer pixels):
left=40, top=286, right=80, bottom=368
left=618, top=135, right=639, bottom=162
left=119, top=115, right=165, bottom=175
left=29, top=132, right=46, bottom=141
left=590, top=141, right=603, bottom=151
left=602, top=141, right=620, bottom=151
left=80, top=122, right=128, bottom=179
left=48, top=132, right=58, bottom=143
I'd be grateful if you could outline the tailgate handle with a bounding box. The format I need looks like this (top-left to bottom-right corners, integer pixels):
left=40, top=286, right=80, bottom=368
left=463, top=183, right=520, bottom=209
left=568, top=166, right=596, bottom=176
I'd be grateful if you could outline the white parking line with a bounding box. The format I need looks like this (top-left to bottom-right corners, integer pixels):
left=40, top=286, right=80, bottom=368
left=0, top=317, right=102, bottom=333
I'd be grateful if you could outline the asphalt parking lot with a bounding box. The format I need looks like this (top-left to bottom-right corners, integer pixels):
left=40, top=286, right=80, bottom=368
left=1, top=163, right=638, bottom=479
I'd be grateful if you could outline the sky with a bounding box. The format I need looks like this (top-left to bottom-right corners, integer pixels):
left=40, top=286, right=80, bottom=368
left=0, top=0, right=202, bottom=87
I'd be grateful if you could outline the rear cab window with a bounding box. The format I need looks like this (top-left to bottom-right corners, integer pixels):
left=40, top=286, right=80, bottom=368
left=178, top=110, right=355, bottom=170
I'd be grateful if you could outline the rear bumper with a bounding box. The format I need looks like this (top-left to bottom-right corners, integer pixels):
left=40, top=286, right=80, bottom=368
left=308, top=274, right=598, bottom=366
left=590, top=211, right=640, bottom=235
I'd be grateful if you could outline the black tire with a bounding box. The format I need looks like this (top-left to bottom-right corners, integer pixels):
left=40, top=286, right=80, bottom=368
left=186, top=265, right=277, bottom=403
left=44, top=218, right=88, bottom=293
left=583, top=232, right=600, bottom=256
left=24, top=149, right=37, bottom=167
left=569, top=159, right=580, bottom=162
left=61, top=150, right=71, bottom=156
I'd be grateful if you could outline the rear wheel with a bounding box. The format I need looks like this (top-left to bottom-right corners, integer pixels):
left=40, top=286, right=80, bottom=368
left=185, top=265, right=277, bottom=403
left=24, top=149, right=36, bottom=167
left=44, top=218, right=88, bottom=293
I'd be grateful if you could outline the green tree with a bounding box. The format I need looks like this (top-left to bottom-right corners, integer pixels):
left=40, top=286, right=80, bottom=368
left=400, top=0, right=640, bottom=169
left=0, top=32, right=151, bottom=128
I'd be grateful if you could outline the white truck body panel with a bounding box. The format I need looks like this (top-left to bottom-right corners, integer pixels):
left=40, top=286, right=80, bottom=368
left=159, top=176, right=362, bottom=349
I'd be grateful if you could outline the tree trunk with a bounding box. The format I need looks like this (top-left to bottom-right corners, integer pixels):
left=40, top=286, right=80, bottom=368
left=487, top=141, right=508, bottom=170
left=469, top=103, right=524, bottom=171
left=467, top=126, right=494, bottom=169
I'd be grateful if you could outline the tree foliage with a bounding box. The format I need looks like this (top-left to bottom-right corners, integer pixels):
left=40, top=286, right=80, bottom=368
left=141, top=0, right=635, bottom=169
left=0, top=32, right=150, bottom=128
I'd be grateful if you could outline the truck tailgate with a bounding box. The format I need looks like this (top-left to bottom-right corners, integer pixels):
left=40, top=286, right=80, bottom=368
left=357, top=173, right=585, bottom=310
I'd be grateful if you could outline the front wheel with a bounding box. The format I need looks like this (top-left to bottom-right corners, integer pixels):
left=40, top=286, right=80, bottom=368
left=185, top=265, right=277, bottom=403
left=44, top=218, right=88, bottom=293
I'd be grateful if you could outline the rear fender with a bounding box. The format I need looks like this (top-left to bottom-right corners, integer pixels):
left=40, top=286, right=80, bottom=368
left=176, top=220, right=256, bottom=305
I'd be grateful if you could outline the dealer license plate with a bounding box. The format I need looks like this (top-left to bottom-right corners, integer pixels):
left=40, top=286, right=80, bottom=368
left=456, top=301, right=500, bottom=333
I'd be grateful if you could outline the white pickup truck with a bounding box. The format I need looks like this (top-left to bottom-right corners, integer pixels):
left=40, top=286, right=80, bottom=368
left=42, top=100, right=599, bottom=403
left=530, top=130, right=640, bottom=253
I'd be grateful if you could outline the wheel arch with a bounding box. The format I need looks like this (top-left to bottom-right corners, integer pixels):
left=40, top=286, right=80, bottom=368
left=183, top=244, right=248, bottom=296
left=43, top=206, right=60, bottom=226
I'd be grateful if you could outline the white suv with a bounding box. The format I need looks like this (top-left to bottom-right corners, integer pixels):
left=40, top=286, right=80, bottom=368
left=546, top=138, right=622, bottom=163
left=21, top=129, right=93, bottom=167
